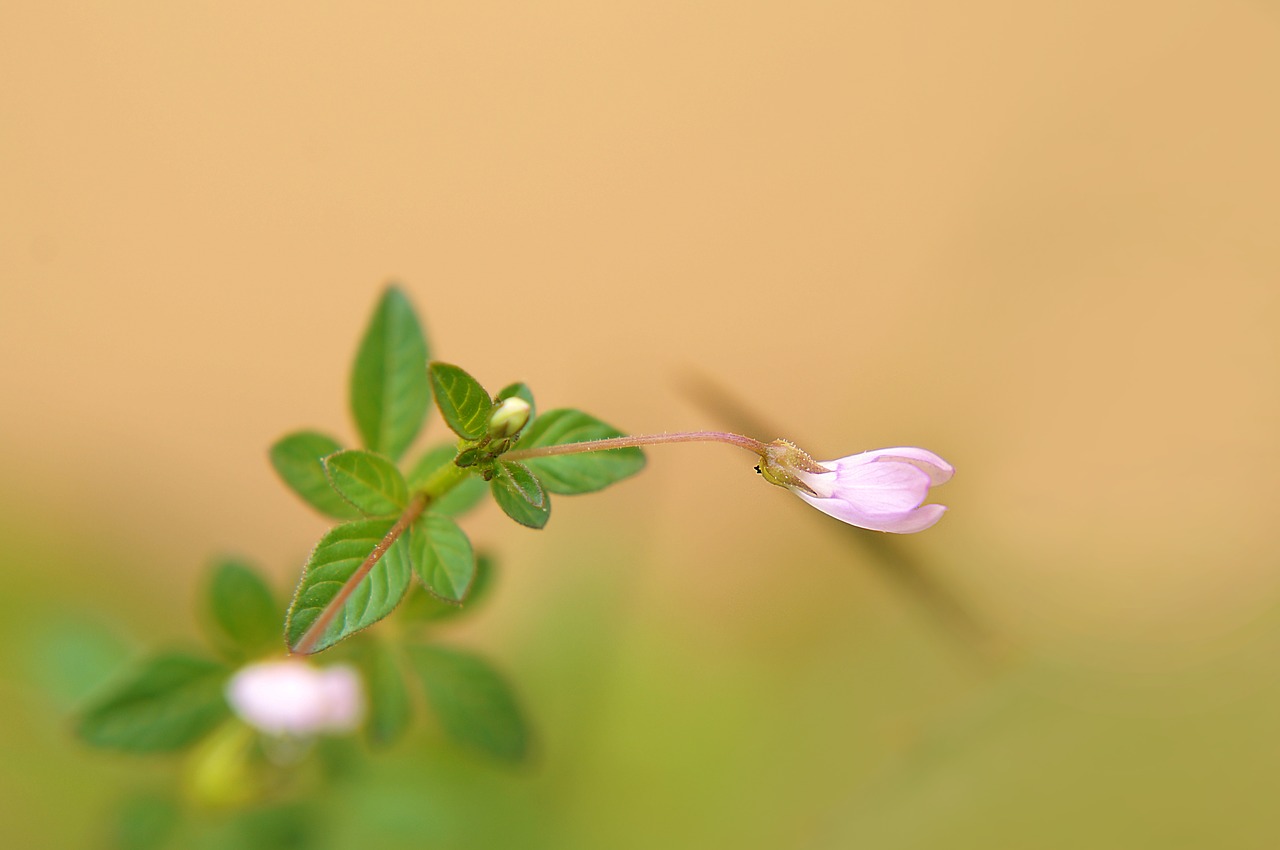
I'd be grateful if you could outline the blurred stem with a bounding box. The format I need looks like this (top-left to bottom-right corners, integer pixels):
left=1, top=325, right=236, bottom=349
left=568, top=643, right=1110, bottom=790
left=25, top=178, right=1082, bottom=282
left=505, top=430, right=769, bottom=461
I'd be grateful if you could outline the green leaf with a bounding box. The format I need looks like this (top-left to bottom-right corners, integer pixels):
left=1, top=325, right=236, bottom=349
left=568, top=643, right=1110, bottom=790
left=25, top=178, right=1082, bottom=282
left=77, top=653, right=230, bottom=752
left=203, top=558, right=279, bottom=659
left=29, top=618, right=132, bottom=711
left=495, top=382, right=536, bottom=421
left=210, top=803, right=318, bottom=850
left=286, top=519, right=414, bottom=654
left=324, top=449, right=408, bottom=517
left=357, top=642, right=412, bottom=748
left=269, top=431, right=362, bottom=519
left=407, top=645, right=529, bottom=761
left=406, top=444, right=488, bottom=516
left=400, top=554, right=496, bottom=623
left=490, top=460, right=550, bottom=529
left=112, top=791, right=181, bottom=850
left=520, top=408, right=646, bottom=494
left=428, top=362, right=492, bottom=440
left=350, top=285, right=432, bottom=461
left=410, top=514, right=475, bottom=603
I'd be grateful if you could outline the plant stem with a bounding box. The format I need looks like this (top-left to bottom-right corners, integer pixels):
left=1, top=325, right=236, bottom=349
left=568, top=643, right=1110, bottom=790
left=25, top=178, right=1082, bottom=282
left=504, top=430, right=769, bottom=461
left=292, top=491, right=429, bottom=655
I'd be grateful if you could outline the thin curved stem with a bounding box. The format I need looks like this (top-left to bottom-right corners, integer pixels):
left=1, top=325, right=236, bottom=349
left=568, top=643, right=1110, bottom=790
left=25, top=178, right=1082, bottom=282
left=504, top=430, right=769, bottom=461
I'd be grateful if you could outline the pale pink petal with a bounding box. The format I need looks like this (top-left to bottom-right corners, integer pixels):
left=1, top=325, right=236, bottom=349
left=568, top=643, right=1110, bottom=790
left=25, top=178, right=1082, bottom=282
left=872, top=503, right=948, bottom=533
left=316, top=666, right=364, bottom=731
left=226, top=660, right=363, bottom=736
left=829, top=457, right=932, bottom=513
left=794, top=490, right=947, bottom=533
left=857, top=447, right=954, bottom=485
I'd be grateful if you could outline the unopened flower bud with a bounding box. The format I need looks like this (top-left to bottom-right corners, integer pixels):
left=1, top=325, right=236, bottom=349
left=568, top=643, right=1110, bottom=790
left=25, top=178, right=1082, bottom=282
left=486, top=397, right=532, bottom=440
left=759, top=440, right=953, bottom=534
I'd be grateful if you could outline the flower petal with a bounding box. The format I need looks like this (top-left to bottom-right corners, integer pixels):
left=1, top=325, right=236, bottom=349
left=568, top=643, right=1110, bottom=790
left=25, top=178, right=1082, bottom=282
left=829, top=456, right=933, bottom=514
left=795, top=491, right=947, bottom=533
left=226, top=660, right=363, bottom=736
left=874, top=503, right=948, bottom=533
left=857, top=447, right=954, bottom=486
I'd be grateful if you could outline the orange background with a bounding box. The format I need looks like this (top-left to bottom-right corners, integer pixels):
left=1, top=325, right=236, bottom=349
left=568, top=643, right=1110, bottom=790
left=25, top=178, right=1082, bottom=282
left=2, top=2, right=1279, bottom=847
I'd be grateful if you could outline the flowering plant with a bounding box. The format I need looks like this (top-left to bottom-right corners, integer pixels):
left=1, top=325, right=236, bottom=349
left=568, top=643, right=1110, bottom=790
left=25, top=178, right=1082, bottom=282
left=73, top=286, right=952, bottom=847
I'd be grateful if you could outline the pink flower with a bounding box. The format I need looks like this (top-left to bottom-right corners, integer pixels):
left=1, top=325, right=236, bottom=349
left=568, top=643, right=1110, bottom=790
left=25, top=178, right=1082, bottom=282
left=760, top=442, right=953, bottom=533
left=225, top=659, right=364, bottom=736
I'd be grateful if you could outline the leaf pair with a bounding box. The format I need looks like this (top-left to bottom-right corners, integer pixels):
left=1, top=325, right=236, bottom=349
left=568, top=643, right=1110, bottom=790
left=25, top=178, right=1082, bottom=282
left=357, top=640, right=529, bottom=761
left=270, top=285, right=432, bottom=520
left=77, top=557, right=281, bottom=753
left=284, top=513, right=477, bottom=654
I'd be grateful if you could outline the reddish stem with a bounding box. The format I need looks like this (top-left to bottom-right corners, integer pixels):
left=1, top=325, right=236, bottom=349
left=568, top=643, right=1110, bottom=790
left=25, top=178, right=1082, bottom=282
left=503, top=430, right=769, bottom=461
left=292, top=491, right=429, bottom=655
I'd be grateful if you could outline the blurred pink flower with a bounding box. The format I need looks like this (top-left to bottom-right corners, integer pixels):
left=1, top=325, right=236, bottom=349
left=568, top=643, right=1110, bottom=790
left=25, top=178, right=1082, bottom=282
left=762, top=443, right=954, bottom=533
left=226, top=659, right=363, bottom=736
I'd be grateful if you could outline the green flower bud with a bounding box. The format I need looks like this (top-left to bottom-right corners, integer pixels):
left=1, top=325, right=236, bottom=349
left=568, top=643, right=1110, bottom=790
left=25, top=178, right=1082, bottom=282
left=486, top=397, right=532, bottom=440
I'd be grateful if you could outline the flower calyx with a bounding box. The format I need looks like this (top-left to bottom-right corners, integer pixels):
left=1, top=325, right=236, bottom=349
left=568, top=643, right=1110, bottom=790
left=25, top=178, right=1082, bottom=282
left=756, top=439, right=832, bottom=496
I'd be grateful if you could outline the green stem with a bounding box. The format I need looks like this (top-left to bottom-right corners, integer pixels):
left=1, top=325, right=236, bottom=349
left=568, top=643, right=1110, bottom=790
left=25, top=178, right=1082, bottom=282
left=418, top=453, right=470, bottom=497
left=504, top=430, right=769, bottom=461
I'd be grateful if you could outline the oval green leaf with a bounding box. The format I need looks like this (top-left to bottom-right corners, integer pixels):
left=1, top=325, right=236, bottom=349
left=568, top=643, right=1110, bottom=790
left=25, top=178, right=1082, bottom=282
left=400, top=554, right=496, bottom=623
left=519, top=408, right=646, bottom=494
left=112, top=790, right=181, bottom=850
left=407, top=644, right=529, bottom=762
left=357, top=642, right=413, bottom=748
left=269, top=431, right=362, bottom=519
left=350, top=285, right=432, bottom=461
left=286, top=519, right=414, bottom=654
left=428, top=362, right=492, bottom=440
left=203, top=558, right=279, bottom=659
left=324, top=449, right=408, bottom=517
left=490, top=460, right=550, bottom=529
left=77, top=653, right=231, bottom=752
left=410, top=514, right=475, bottom=603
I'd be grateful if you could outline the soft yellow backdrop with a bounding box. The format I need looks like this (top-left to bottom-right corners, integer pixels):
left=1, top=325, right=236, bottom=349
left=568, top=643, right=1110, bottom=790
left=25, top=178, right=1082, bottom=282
left=2, top=2, right=1278, bottom=847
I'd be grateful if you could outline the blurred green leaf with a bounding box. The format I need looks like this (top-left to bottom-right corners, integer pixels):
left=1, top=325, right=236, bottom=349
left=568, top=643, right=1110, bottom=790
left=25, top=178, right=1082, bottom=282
left=520, top=409, right=645, bottom=494
left=28, top=618, right=133, bottom=710
left=490, top=461, right=550, bottom=529
left=399, top=554, right=496, bottom=623
left=428, top=362, right=492, bottom=440
left=286, top=519, right=413, bottom=654
left=495, top=381, right=536, bottom=421
left=197, top=801, right=319, bottom=850
left=111, top=790, right=181, bottom=850
left=410, top=514, right=475, bottom=603
left=408, top=644, right=529, bottom=762
left=203, top=558, right=279, bottom=659
left=350, top=285, right=432, bottom=461
left=77, top=653, right=230, bottom=752
left=358, top=642, right=413, bottom=748
left=269, top=431, right=361, bottom=519
left=324, top=449, right=408, bottom=517
left=406, top=444, right=488, bottom=516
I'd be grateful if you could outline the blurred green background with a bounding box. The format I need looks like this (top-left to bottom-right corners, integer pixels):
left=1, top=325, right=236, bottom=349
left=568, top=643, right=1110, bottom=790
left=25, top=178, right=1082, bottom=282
left=2, top=1, right=1279, bottom=847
